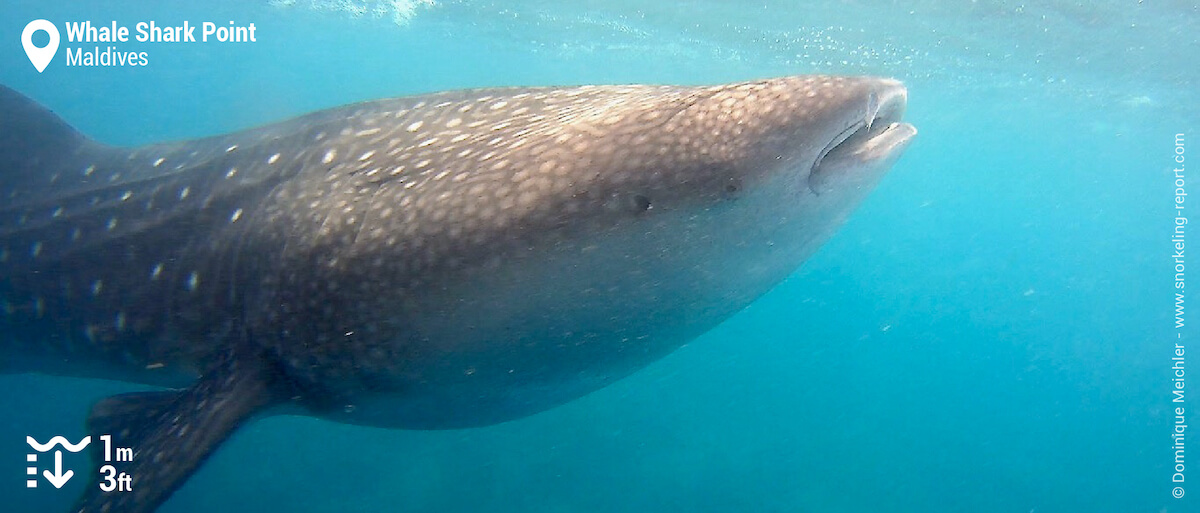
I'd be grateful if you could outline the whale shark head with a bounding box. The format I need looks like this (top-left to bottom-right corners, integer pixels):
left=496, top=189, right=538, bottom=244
left=581, top=75, right=914, bottom=211
left=527, top=75, right=915, bottom=248
left=448, top=75, right=916, bottom=297
left=261, top=75, right=916, bottom=426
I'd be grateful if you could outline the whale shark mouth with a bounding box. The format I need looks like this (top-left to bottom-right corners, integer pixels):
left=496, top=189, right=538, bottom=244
left=808, top=83, right=916, bottom=192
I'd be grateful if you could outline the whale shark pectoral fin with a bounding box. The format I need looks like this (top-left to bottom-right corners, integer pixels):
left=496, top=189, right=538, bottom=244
left=71, top=348, right=282, bottom=513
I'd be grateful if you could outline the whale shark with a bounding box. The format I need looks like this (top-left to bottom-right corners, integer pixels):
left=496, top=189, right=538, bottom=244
left=0, top=75, right=915, bottom=512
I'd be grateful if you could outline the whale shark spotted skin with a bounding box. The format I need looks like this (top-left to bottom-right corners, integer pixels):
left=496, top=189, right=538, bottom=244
left=0, top=76, right=915, bottom=512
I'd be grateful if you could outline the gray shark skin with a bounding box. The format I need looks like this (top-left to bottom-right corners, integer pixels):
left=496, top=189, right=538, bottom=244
left=0, top=76, right=915, bottom=512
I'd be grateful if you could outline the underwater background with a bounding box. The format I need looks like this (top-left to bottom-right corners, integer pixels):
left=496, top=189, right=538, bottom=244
left=0, top=1, right=1196, bottom=512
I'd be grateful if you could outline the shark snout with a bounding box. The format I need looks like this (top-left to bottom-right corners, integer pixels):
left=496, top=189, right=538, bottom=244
left=690, top=76, right=915, bottom=197
left=806, top=78, right=916, bottom=194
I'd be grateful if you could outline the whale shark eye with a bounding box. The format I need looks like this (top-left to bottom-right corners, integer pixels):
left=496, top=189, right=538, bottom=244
left=723, top=178, right=743, bottom=199
left=633, top=194, right=652, bottom=212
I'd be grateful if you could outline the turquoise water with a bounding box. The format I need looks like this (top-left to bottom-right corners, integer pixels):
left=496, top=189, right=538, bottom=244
left=1, top=1, right=1195, bottom=512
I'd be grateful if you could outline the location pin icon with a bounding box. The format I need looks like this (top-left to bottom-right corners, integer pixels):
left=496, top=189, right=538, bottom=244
left=22, top=20, right=59, bottom=73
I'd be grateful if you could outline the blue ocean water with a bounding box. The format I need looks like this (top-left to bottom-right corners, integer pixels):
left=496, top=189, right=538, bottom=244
left=0, top=1, right=1195, bottom=512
